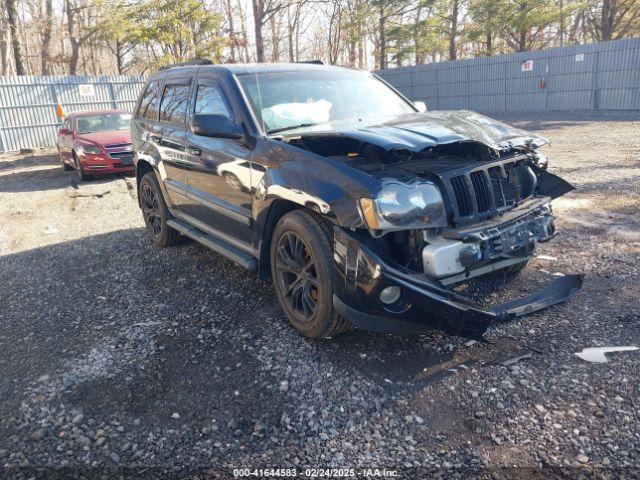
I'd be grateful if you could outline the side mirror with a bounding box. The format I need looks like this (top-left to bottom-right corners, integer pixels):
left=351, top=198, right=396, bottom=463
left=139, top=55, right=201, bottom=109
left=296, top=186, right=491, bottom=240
left=413, top=101, right=427, bottom=113
left=192, top=114, right=243, bottom=140
left=59, top=128, right=71, bottom=135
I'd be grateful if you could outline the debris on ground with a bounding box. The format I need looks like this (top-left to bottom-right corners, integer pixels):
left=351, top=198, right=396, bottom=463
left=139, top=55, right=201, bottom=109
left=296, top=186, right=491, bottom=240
left=574, top=346, right=638, bottom=363
left=500, top=351, right=533, bottom=367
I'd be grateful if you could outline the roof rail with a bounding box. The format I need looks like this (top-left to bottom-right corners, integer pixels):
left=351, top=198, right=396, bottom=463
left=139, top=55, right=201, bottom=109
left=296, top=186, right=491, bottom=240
left=296, top=60, right=324, bottom=65
left=158, top=59, right=214, bottom=71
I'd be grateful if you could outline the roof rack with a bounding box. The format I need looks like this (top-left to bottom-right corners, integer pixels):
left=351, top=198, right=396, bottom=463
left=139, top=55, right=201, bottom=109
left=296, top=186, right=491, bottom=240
left=158, top=59, right=214, bottom=71
left=296, top=60, right=324, bottom=65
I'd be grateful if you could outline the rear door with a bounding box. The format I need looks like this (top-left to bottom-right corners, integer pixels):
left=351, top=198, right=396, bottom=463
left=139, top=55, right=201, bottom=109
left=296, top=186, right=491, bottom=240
left=154, top=78, right=193, bottom=214
left=183, top=76, right=254, bottom=244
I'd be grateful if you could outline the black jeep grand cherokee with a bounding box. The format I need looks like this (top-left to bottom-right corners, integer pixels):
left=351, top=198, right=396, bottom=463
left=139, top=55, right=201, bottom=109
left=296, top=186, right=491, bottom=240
left=131, top=60, right=582, bottom=340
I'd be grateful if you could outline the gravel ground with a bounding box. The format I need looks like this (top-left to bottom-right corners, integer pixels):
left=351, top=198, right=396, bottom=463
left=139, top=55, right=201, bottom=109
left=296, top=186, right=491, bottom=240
left=0, top=111, right=639, bottom=479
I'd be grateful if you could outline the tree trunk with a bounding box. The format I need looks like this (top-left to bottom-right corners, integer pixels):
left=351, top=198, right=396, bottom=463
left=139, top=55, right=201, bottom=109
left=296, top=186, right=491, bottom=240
left=40, top=0, right=54, bottom=74
left=6, top=0, right=26, bottom=75
left=286, top=3, right=294, bottom=62
left=270, top=15, right=279, bottom=61
left=486, top=31, right=492, bottom=55
left=226, top=0, right=236, bottom=62
left=252, top=0, right=265, bottom=62
left=237, top=0, right=251, bottom=62
left=600, top=0, right=613, bottom=40
left=449, top=0, right=459, bottom=60
left=518, top=0, right=527, bottom=51
left=66, top=0, right=81, bottom=74
left=378, top=5, right=386, bottom=70
left=0, top=17, right=8, bottom=74
left=413, top=2, right=422, bottom=65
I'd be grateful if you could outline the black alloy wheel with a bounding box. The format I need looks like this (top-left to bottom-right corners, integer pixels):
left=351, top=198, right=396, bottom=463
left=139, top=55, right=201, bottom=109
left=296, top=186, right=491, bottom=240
left=141, top=182, right=162, bottom=238
left=275, top=231, right=320, bottom=323
left=270, top=210, right=352, bottom=339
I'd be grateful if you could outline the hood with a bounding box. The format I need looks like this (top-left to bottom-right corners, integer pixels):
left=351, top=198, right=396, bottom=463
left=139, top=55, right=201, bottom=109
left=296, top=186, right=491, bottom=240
left=295, top=110, right=548, bottom=153
left=76, top=130, right=131, bottom=146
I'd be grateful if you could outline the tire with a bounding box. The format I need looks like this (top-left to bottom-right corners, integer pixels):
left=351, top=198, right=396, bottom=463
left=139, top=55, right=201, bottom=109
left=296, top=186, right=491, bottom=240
left=270, top=210, right=351, bottom=339
left=59, top=148, right=73, bottom=171
left=73, top=151, right=92, bottom=181
left=139, top=172, right=180, bottom=248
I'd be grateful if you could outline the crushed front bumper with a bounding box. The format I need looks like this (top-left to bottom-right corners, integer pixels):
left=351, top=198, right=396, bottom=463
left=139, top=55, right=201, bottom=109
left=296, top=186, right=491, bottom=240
left=333, top=228, right=583, bottom=340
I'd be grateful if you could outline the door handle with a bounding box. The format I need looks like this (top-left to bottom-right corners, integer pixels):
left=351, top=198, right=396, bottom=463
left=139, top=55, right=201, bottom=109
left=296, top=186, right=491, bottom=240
left=149, top=134, right=162, bottom=144
left=186, top=145, right=201, bottom=156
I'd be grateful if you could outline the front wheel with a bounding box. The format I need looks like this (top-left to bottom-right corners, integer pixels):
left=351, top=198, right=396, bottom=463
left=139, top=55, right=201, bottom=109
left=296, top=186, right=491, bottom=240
left=73, top=152, right=92, bottom=181
left=59, top=148, right=73, bottom=171
left=270, top=210, right=351, bottom=339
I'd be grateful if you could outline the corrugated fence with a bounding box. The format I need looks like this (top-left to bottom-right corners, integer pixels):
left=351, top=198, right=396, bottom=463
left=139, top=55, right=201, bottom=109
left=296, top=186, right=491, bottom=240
left=1, top=40, right=638, bottom=152
left=0, top=75, right=145, bottom=152
left=377, top=37, right=640, bottom=114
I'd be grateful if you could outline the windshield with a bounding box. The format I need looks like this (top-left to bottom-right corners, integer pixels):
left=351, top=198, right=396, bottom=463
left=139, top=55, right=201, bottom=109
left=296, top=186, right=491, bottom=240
left=238, top=70, right=415, bottom=134
left=76, top=113, right=131, bottom=134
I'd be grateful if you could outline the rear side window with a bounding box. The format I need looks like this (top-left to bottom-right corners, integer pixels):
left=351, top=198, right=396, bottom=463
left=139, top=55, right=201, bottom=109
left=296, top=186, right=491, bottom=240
left=160, top=83, right=191, bottom=126
left=138, top=80, right=160, bottom=121
left=195, top=85, right=232, bottom=118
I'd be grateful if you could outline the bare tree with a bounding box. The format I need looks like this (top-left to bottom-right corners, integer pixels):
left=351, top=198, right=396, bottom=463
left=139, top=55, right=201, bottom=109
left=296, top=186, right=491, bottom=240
left=41, top=0, right=54, bottom=74
left=65, top=0, right=81, bottom=74
left=0, top=9, right=9, bottom=74
left=6, top=0, right=26, bottom=74
left=448, top=0, right=460, bottom=59
left=252, top=0, right=291, bottom=62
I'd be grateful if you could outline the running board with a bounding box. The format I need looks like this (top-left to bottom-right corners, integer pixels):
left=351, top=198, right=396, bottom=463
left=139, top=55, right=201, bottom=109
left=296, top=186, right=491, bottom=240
left=167, top=219, right=258, bottom=271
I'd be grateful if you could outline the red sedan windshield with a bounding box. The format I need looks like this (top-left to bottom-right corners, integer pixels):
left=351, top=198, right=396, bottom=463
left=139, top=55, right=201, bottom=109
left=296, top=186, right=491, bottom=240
left=76, top=113, right=131, bottom=134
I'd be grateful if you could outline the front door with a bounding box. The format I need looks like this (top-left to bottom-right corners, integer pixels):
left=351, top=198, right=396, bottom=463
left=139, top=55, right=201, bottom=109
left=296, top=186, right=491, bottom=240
left=183, top=78, right=254, bottom=245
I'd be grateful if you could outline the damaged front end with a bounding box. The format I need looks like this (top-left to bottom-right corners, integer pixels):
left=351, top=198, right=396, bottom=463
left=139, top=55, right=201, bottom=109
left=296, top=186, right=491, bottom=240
left=332, top=227, right=583, bottom=340
left=274, top=110, right=583, bottom=338
left=274, top=112, right=583, bottom=338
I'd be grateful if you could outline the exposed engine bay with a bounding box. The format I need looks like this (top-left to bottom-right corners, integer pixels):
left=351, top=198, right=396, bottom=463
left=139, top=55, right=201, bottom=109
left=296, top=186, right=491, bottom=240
left=279, top=123, right=570, bottom=286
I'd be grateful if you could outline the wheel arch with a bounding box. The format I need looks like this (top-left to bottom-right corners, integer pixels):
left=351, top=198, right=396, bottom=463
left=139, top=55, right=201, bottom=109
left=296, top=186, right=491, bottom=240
left=256, top=199, right=302, bottom=279
left=135, top=159, right=155, bottom=207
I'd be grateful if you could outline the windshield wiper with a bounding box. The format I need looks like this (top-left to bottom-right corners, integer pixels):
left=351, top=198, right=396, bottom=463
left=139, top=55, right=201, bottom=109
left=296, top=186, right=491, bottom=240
left=267, top=123, right=321, bottom=135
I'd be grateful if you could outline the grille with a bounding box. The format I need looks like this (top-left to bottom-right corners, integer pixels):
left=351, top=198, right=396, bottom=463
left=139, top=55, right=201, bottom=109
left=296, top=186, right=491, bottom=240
left=108, top=151, right=133, bottom=159
left=104, top=142, right=132, bottom=149
left=444, top=158, right=531, bottom=223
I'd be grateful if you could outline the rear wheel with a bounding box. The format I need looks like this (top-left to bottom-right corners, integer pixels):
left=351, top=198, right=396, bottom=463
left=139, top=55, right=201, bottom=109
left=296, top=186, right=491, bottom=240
left=139, top=172, right=179, bottom=248
left=73, top=152, right=92, bottom=181
left=270, top=210, right=351, bottom=339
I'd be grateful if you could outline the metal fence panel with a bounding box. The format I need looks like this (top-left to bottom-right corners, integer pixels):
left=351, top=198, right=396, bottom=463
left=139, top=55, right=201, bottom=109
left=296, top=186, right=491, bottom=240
left=0, top=75, right=145, bottom=152
left=377, top=37, right=640, bottom=114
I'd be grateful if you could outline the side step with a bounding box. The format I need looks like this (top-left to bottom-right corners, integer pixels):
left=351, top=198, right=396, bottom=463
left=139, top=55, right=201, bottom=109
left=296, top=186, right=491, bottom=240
left=167, top=219, right=258, bottom=271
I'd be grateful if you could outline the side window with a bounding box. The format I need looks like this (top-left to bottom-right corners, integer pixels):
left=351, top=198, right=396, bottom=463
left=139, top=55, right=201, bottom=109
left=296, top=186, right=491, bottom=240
left=160, top=83, right=191, bottom=126
left=138, top=81, right=160, bottom=121
left=194, top=84, right=232, bottom=118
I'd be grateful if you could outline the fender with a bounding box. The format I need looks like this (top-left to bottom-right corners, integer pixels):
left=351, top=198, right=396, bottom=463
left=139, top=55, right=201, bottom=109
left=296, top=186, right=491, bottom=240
left=134, top=151, right=172, bottom=210
left=251, top=138, right=380, bottom=231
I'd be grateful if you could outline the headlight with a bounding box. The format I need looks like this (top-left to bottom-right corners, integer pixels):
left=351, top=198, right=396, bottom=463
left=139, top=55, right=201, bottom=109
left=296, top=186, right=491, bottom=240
left=360, top=179, right=447, bottom=230
left=78, top=142, right=101, bottom=154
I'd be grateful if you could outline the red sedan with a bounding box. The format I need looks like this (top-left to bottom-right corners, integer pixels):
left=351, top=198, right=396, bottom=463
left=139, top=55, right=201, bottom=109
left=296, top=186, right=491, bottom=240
left=57, top=110, right=134, bottom=180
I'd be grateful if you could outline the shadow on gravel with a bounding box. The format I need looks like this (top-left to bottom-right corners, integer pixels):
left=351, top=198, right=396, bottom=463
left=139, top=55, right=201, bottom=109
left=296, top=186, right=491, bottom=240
left=0, top=224, right=545, bottom=454
left=0, top=153, right=132, bottom=193
left=0, top=153, right=60, bottom=171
